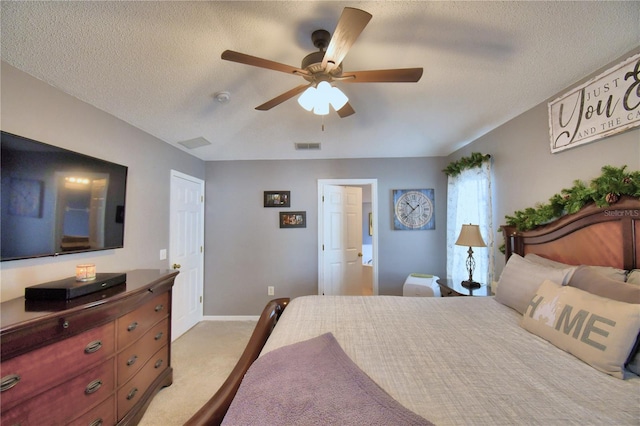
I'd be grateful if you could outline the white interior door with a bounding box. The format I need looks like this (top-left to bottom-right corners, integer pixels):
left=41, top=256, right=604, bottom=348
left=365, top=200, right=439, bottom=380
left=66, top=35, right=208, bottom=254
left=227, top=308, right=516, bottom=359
left=170, top=170, right=204, bottom=341
left=322, top=185, right=363, bottom=295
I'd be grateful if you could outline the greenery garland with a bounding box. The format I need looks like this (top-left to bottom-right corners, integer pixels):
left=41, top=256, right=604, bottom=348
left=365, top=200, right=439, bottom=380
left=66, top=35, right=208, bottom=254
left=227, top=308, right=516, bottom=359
left=505, top=165, right=639, bottom=231
left=443, top=152, right=491, bottom=176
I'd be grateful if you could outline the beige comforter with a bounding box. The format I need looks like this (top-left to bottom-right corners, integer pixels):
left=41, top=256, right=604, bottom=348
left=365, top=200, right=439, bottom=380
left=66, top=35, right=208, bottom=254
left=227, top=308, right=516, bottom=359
left=261, top=295, right=640, bottom=425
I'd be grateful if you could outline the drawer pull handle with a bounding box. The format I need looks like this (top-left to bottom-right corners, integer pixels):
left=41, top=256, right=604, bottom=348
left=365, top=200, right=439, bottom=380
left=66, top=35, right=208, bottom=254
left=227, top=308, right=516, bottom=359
left=154, top=359, right=164, bottom=369
left=88, top=419, right=103, bottom=426
left=62, top=320, right=70, bottom=329
left=85, top=379, right=102, bottom=395
left=1, top=374, right=21, bottom=392
left=126, top=387, right=138, bottom=400
left=127, top=322, right=138, bottom=332
left=84, top=340, right=103, bottom=354
left=154, top=331, right=163, bottom=341
left=154, top=304, right=164, bottom=312
left=127, top=355, right=138, bottom=367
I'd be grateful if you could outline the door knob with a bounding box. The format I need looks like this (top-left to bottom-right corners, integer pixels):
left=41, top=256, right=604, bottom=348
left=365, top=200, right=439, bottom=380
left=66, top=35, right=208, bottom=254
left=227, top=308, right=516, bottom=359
left=172, top=263, right=181, bottom=269
left=357, top=252, right=363, bottom=257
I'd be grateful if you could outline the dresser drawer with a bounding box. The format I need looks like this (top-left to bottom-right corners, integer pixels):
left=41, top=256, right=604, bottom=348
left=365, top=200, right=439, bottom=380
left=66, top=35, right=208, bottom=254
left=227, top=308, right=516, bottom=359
left=1, top=358, right=115, bottom=425
left=117, top=345, right=169, bottom=421
left=117, top=317, right=169, bottom=386
left=0, top=322, right=115, bottom=412
left=117, top=292, right=168, bottom=350
left=67, top=395, right=115, bottom=426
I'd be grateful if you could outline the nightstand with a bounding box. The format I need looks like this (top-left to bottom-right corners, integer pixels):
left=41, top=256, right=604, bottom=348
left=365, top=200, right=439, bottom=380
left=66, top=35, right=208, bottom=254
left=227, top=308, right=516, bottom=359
left=437, top=278, right=491, bottom=297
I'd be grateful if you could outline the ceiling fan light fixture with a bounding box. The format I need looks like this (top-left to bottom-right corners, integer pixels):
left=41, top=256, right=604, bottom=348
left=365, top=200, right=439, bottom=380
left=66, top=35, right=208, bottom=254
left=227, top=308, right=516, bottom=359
left=329, top=86, right=348, bottom=110
left=297, top=86, right=316, bottom=111
left=314, top=99, right=330, bottom=116
left=297, top=82, right=348, bottom=115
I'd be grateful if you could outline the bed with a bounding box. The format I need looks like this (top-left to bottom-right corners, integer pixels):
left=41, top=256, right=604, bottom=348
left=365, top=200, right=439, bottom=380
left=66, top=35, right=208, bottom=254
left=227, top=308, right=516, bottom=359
left=186, top=196, right=640, bottom=425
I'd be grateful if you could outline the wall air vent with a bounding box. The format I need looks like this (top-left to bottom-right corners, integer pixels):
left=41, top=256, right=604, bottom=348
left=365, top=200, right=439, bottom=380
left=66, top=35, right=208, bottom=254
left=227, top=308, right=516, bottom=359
left=295, top=143, right=321, bottom=150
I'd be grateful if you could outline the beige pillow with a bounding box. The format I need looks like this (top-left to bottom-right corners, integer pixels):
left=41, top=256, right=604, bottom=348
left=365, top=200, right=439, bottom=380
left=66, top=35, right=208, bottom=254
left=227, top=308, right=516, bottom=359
left=524, top=253, right=627, bottom=282
left=521, top=280, right=640, bottom=379
left=569, top=265, right=640, bottom=304
left=627, top=270, right=640, bottom=285
left=495, top=254, right=575, bottom=314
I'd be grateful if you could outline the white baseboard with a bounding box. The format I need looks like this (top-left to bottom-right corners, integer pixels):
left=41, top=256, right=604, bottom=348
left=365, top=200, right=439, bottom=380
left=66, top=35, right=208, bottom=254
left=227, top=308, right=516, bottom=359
left=202, top=315, right=259, bottom=321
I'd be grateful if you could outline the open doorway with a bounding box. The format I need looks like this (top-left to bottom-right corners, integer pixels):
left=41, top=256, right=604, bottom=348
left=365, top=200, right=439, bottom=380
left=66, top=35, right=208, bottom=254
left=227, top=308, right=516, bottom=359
left=317, top=179, right=378, bottom=295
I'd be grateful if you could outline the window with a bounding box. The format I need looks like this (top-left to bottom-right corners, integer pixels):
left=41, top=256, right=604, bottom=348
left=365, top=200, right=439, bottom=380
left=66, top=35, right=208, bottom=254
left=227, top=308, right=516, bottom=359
left=446, top=157, right=494, bottom=285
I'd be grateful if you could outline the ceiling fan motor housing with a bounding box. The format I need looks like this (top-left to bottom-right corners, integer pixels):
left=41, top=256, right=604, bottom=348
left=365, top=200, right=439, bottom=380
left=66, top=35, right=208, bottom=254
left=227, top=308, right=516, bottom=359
left=302, top=29, right=342, bottom=82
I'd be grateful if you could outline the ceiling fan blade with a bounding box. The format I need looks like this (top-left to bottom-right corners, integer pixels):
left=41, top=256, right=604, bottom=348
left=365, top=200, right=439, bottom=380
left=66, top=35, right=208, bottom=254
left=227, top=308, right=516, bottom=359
left=337, top=102, right=355, bottom=118
left=255, top=84, right=311, bottom=111
left=222, top=50, right=308, bottom=76
left=341, top=68, right=424, bottom=83
left=322, top=8, right=372, bottom=74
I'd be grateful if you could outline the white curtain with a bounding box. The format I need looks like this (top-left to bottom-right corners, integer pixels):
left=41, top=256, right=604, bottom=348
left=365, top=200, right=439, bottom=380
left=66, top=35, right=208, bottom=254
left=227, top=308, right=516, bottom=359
left=446, top=160, right=494, bottom=285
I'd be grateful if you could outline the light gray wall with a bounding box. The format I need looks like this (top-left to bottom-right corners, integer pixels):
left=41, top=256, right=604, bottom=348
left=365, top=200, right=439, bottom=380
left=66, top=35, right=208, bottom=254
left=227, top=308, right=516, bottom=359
left=205, top=157, right=448, bottom=315
left=0, top=62, right=206, bottom=301
left=3, top=48, right=638, bottom=316
left=448, top=50, right=640, bottom=276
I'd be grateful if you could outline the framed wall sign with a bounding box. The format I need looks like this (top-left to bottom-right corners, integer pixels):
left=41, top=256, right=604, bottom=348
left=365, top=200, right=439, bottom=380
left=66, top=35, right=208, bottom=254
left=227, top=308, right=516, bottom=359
left=264, top=191, right=290, bottom=207
left=549, top=51, right=640, bottom=153
left=280, top=211, right=306, bottom=228
left=393, top=189, right=435, bottom=230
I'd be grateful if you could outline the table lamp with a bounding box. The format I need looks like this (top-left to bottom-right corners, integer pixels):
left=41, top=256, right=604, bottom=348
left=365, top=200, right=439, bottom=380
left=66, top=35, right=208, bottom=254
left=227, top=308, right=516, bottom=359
left=455, top=224, right=486, bottom=289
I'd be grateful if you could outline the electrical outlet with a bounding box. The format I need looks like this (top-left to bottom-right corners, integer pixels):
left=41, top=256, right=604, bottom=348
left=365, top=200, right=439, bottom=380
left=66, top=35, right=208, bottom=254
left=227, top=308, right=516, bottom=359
left=267, top=286, right=275, bottom=296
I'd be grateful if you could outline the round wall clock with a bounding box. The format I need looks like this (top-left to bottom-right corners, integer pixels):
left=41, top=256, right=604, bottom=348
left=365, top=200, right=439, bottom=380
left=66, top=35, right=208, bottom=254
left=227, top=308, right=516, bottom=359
left=393, top=189, right=435, bottom=230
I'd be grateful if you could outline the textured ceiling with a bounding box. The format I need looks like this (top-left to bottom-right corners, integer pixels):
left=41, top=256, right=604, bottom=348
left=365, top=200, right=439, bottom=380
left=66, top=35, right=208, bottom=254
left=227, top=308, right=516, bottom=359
left=1, top=1, right=638, bottom=161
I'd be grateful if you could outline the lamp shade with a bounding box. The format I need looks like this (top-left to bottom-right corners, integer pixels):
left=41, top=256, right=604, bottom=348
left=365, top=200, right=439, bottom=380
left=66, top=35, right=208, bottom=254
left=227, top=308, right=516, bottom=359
left=297, top=86, right=316, bottom=111
left=455, top=224, right=486, bottom=247
left=328, top=85, right=348, bottom=110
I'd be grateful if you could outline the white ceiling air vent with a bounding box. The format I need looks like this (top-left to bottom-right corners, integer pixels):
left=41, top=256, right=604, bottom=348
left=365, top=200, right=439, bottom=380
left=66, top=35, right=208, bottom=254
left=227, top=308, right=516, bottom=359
left=178, top=137, right=212, bottom=149
left=295, top=143, right=321, bottom=151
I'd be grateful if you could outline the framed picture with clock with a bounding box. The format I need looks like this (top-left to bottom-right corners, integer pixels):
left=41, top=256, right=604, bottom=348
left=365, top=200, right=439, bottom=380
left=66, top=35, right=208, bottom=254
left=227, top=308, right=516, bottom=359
left=393, top=189, right=435, bottom=230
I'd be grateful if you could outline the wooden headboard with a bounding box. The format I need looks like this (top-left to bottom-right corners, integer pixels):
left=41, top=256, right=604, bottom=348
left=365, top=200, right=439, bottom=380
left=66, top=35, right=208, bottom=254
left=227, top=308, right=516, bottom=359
left=502, top=196, right=639, bottom=270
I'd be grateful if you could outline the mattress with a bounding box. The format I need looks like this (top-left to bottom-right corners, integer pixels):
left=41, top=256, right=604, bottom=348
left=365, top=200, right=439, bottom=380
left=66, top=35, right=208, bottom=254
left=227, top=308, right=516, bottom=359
left=260, top=295, right=640, bottom=425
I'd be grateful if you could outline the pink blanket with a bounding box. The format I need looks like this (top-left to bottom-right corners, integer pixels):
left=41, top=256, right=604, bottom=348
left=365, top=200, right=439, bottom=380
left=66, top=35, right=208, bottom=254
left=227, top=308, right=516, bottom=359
left=222, top=333, right=433, bottom=425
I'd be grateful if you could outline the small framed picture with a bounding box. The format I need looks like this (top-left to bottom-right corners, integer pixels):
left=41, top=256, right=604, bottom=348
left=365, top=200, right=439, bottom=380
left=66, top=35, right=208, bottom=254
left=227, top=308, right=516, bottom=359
left=264, top=191, right=290, bottom=207
left=280, top=211, right=306, bottom=228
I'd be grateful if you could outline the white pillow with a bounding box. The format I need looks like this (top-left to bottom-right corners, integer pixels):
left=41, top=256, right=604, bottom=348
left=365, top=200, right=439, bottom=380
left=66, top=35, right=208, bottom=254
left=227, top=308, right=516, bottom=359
left=627, top=270, right=640, bottom=285
left=495, top=254, right=575, bottom=314
left=525, top=253, right=627, bottom=282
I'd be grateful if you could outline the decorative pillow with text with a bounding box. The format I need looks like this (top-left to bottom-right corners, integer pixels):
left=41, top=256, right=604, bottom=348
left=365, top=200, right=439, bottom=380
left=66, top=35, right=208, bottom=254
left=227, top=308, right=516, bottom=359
left=521, top=280, right=640, bottom=379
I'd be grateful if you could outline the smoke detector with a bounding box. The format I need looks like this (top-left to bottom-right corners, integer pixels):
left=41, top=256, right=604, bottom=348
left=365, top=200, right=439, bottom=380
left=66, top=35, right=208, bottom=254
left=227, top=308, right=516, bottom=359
left=214, top=91, right=231, bottom=103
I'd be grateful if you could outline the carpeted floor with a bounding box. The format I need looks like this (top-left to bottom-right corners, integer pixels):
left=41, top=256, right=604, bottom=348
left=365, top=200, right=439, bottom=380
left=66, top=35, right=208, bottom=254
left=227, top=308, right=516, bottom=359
left=138, top=320, right=256, bottom=426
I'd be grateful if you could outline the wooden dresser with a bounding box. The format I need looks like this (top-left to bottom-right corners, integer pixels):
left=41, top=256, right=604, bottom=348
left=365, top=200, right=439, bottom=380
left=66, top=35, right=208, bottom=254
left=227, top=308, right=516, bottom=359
left=0, top=269, right=178, bottom=426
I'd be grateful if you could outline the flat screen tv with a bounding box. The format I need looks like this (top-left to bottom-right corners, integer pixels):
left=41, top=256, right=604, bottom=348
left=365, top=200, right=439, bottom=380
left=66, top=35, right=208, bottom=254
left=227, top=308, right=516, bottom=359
left=1, top=131, right=128, bottom=261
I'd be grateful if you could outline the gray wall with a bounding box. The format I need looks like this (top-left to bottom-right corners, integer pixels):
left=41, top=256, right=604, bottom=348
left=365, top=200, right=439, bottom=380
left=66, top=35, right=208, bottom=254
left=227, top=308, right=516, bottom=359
left=449, top=50, right=640, bottom=277
left=2, top=50, right=638, bottom=316
left=205, top=158, right=448, bottom=315
left=0, top=62, right=206, bottom=301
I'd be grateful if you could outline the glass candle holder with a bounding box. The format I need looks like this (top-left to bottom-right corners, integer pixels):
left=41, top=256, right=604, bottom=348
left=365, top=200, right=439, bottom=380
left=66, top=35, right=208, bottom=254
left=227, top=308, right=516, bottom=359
left=76, top=264, right=96, bottom=282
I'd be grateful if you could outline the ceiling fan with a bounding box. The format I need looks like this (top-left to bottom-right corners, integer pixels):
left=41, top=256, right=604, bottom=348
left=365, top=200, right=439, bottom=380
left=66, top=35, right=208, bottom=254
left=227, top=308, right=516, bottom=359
left=221, top=7, right=423, bottom=118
